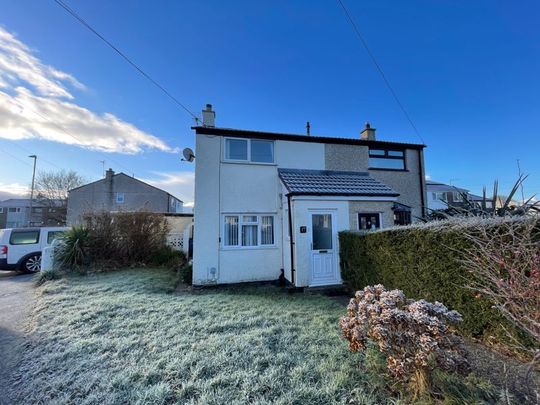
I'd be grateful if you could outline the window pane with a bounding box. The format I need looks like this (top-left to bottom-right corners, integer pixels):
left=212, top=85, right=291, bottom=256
left=225, top=139, right=248, bottom=160
left=388, top=150, right=404, bottom=157
left=47, top=231, right=65, bottom=244
left=358, top=213, right=381, bottom=230
left=312, top=214, right=332, bottom=250
left=10, top=230, right=39, bottom=245
left=242, top=225, right=258, bottom=246
left=224, top=216, right=239, bottom=246
left=369, top=149, right=386, bottom=156
left=251, top=140, right=274, bottom=163
left=369, top=157, right=405, bottom=170
left=242, top=215, right=257, bottom=223
left=261, top=216, right=274, bottom=245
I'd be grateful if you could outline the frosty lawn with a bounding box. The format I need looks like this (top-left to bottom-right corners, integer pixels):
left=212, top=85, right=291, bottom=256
left=11, top=268, right=390, bottom=404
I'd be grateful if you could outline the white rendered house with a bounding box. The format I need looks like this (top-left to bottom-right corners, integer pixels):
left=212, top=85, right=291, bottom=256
left=192, top=105, right=427, bottom=287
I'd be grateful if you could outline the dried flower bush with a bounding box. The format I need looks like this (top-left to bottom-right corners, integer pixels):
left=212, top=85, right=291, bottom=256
left=340, top=285, right=470, bottom=399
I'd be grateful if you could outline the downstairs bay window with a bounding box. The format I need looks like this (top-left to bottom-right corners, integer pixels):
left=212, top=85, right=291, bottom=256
left=223, top=214, right=275, bottom=248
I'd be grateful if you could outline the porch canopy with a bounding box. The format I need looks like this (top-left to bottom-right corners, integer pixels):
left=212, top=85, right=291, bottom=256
left=278, top=168, right=399, bottom=197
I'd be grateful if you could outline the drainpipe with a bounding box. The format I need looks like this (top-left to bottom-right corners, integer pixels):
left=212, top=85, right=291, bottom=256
left=287, top=194, right=296, bottom=285
left=418, top=149, right=426, bottom=218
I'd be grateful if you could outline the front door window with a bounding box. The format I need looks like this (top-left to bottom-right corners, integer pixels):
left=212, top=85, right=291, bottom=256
left=358, top=213, right=381, bottom=230
left=312, top=214, right=333, bottom=250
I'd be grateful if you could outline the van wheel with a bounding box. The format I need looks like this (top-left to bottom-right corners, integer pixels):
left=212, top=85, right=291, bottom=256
left=23, top=254, right=41, bottom=273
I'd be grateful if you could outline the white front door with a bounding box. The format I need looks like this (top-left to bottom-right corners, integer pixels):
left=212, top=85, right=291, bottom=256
left=309, top=211, right=338, bottom=286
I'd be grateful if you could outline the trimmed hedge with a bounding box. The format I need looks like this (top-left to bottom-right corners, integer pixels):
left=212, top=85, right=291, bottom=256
left=339, top=219, right=535, bottom=348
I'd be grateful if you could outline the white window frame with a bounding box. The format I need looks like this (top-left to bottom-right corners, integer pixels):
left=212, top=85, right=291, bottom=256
left=116, top=192, right=125, bottom=204
left=221, top=213, right=276, bottom=249
left=223, top=137, right=275, bottom=164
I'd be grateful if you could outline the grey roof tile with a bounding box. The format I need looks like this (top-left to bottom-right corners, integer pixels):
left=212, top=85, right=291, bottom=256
left=278, top=169, right=399, bottom=197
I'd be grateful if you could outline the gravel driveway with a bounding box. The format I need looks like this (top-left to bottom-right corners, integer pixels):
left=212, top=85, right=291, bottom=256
left=0, top=271, right=34, bottom=405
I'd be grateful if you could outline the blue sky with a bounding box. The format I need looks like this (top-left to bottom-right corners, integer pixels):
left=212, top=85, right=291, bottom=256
left=1, top=0, right=539, bottom=205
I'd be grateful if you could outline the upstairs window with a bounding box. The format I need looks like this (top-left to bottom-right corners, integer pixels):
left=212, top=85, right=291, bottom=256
left=369, top=148, right=405, bottom=170
left=116, top=193, right=125, bottom=204
left=224, top=138, right=274, bottom=163
left=225, top=139, right=248, bottom=160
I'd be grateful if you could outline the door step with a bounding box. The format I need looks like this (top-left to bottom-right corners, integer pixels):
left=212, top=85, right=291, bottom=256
left=304, top=284, right=348, bottom=296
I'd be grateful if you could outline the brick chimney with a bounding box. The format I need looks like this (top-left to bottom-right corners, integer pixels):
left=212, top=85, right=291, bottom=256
left=360, top=122, right=376, bottom=141
left=202, top=104, right=215, bottom=127
left=105, top=168, right=114, bottom=182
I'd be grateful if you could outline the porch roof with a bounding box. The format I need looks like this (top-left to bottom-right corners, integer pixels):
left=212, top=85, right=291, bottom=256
left=278, top=169, right=399, bottom=197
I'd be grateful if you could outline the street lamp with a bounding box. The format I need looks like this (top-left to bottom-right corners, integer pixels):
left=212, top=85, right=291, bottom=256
left=28, top=155, right=37, bottom=227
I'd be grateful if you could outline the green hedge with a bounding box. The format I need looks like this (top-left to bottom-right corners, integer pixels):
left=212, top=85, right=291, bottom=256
left=339, top=220, right=533, bottom=347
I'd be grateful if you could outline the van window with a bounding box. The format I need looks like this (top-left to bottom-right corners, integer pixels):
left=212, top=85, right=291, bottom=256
left=10, top=230, right=40, bottom=245
left=47, top=231, right=65, bottom=244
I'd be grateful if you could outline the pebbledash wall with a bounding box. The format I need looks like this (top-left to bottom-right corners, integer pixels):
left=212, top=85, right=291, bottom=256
left=193, top=130, right=427, bottom=286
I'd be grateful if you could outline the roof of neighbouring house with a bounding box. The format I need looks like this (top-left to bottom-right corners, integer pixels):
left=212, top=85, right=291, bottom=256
left=68, top=172, right=183, bottom=203
left=426, top=181, right=468, bottom=193
left=278, top=168, right=399, bottom=197
left=192, top=126, right=426, bottom=150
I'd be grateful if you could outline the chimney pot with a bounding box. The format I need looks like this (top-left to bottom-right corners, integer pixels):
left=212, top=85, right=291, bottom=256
left=360, top=122, right=376, bottom=140
left=202, top=104, right=215, bottom=127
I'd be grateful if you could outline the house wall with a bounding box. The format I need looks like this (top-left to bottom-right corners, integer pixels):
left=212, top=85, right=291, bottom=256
left=348, top=201, right=395, bottom=229
left=67, top=174, right=170, bottom=225
left=325, top=144, right=426, bottom=220
left=192, top=135, right=326, bottom=285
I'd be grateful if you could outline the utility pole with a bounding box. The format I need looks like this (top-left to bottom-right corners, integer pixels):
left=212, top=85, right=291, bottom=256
left=28, top=155, right=37, bottom=227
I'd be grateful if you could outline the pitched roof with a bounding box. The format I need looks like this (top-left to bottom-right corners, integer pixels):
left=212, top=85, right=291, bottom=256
left=278, top=168, right=399, bottom=197
left=68, top=172, right=183, bottom=202
left=193, top=126, right=426, bottom=150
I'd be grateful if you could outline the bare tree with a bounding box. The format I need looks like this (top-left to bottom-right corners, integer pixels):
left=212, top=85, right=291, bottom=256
left=34, top=170, right=86, bottom=224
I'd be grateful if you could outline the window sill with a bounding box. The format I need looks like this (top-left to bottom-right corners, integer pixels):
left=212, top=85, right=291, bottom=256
left=368, top=168, right=409, bottom=172
left=222, top=160, right=277, bottom=167
left=220, top=245, right=279, bottom=251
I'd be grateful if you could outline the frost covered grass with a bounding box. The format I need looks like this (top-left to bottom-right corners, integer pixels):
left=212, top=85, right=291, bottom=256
left=12, top=268, right=394, bottom=404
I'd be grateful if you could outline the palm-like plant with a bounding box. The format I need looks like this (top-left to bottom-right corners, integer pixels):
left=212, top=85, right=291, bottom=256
left=426, top=175, right=540, bottom=220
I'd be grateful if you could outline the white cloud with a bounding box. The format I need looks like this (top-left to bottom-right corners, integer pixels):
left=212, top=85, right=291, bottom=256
left=0, top=26, right=174, bottom=154
left=0, top=182, right=28, bottom=200
left=143, top=171, right=194, bottom=209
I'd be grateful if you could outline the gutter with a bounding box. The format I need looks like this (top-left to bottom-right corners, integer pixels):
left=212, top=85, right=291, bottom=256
left=287, top=194, right=296, bottom=285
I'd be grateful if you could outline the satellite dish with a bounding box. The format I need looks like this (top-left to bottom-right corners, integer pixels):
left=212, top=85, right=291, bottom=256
left=182, top=147, right=195, bottom=162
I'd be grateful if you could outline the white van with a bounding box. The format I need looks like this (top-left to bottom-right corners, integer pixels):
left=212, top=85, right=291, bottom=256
left=0, top=227, right=69, bottom=272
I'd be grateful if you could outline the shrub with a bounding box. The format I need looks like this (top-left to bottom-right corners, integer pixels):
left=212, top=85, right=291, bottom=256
left=58, top=211, right=171, bottom=270
left=178, top=263, right=192, bottom=285
left=34, top=268, right=63, bottom=286
left=151, top=246, right=186, bottom=268
left=340, top=285, right=470, bottom=400
left=461, top=218, right=540, bottom=363
left=55, top=226, right=90, bottom=268
left=339, top=217, right=537, bottom=350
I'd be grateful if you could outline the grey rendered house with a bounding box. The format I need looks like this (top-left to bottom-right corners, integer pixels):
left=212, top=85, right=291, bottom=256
left=192, top=105, right=427, bottom=287
left=67, top=169, right=183, bottom=225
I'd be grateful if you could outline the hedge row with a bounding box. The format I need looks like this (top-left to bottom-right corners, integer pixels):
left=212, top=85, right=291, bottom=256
left=339, top=219, right=534, bottom=347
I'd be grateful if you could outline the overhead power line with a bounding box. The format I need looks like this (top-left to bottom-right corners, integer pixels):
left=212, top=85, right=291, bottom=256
left=53, top=0, right=200, bottom=124
left=0, top=147, right=32, bottom=167
left=337, top=0, right=425, bottom=145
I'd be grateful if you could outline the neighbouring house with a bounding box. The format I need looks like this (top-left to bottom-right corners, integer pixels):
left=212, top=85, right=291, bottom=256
left=426, top=180, right=469, bottom=211
left=67, top=169, right=184, bottom=225
left=0, top=198, right=66, bottom=229
left=192, top=105, right=427, bottom=287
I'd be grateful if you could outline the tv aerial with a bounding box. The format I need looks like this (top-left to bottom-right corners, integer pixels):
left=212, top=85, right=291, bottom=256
left=181, top=147, right=195, bottom=162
